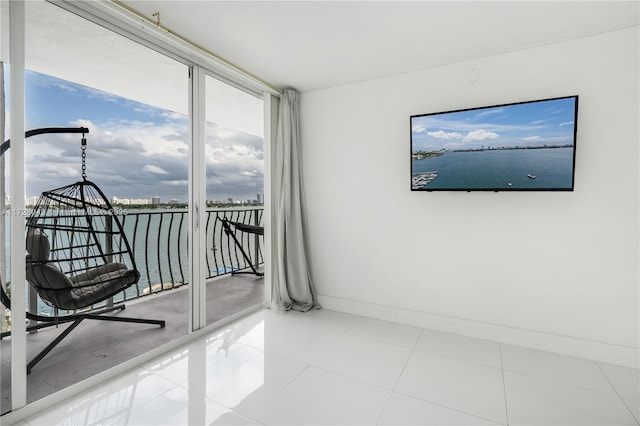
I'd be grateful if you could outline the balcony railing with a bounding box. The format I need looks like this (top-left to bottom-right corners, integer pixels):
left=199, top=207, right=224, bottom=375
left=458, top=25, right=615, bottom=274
left=27, top=207, right=264, bottom=317
left=0, top=129, right=264, bottom=325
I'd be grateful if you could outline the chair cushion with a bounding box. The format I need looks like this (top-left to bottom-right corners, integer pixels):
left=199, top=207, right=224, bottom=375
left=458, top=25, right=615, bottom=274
left=67, top=269, right=139, bottom=309
left=27, top=262, right=74, bottom=290
left=26, top=228, right=50, bottom=262
left=71, top=263, right=131, bottom=286
left=27, top=261, right=139, bottom=311
left=36, top=269, right=138, bottom=311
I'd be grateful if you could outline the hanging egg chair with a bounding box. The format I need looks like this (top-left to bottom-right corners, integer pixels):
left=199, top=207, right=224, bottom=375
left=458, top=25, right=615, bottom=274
left=12, top=127, right=164, bottom=373
left=25, top=131, right=141, bottom=310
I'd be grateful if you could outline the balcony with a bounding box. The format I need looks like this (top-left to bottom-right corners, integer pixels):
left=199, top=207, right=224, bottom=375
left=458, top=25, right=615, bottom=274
left=1, top=207, right=265, bottom=414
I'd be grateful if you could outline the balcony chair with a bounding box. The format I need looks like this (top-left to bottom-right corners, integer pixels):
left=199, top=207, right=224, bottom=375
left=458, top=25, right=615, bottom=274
left=220, top=218, right=264, bottom=277
left=0, top=127, right=165, bottom=374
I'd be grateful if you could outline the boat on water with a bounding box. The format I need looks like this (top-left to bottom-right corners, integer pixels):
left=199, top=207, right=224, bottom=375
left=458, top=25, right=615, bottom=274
left=412, top=171, right=438, bottom=189
left=527, top=174, right=536, bottom=179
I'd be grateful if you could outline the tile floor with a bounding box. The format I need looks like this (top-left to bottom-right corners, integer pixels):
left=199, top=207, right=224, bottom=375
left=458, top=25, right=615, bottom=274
left=16, top=309, right=640, bottom=425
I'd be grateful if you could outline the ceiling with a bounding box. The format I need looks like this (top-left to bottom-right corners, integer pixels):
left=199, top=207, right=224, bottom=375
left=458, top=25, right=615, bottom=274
left=121, top=1, right=639, bottom=93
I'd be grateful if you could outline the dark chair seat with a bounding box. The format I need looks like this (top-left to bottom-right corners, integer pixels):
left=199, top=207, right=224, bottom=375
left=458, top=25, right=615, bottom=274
left=28, top=262, right=139, bottom=311
left=26, top=229, right=141, bottom=310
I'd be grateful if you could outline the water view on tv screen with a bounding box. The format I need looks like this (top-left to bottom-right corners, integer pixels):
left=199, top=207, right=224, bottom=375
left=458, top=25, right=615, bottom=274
left=410, top=96, right=578, bottom=191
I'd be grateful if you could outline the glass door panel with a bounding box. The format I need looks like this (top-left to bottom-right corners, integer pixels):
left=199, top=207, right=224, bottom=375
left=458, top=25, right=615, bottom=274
left=23, top=0, right=189, bottom=408
left=204, top=75, right=264, bottom=326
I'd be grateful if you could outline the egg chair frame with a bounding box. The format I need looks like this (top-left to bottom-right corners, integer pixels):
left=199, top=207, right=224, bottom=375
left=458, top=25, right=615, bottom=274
left=0, top=127, right=164, bottom=374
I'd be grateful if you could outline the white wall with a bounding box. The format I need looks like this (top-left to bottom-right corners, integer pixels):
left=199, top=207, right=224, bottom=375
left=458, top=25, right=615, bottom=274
left=300, top=26, right=639, bottom=368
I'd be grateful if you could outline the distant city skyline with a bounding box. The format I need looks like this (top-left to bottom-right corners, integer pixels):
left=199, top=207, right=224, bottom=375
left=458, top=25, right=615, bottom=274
left=15, top=69, right=264, bottom=202
left=21, top=192, right=264, bottom=207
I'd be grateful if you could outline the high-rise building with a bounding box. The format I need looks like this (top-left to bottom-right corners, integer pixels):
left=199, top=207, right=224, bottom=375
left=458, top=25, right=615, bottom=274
left=130, top=198, right=150, bottom=205
left=26, top=196, right=40, bottom=206
left=152, top=196, right=160, bottom=205
left=257, top=193, right=264, bottom=204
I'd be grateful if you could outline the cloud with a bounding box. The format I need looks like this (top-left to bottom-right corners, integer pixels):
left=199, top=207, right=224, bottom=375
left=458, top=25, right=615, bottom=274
left=412, top=125, right=426, bottom=133
left=24, top=120, right=264, bottom=202
left=559, top=121, right=574, bottom=127
left=22, top=70, right=264, bottom=202
left=84, top=87, right=120, bottom=103
left=426, top=130, right=463, bottom=140
left=143, top=165, right=170, bottom=175
left=26, top=71, right=76, bottom=94
left=473, top=108, right=504, bottom=119
left=26, top=120, right=179, bottom=200
left=54, top=83, right=77, bottom=93
left=462, top=129, right=498, bottom=142
left=25, top=165, right=80, bottom=181
left=522, top=136, right=541, bottom=141
left=162, top=111, right=186, bottom=121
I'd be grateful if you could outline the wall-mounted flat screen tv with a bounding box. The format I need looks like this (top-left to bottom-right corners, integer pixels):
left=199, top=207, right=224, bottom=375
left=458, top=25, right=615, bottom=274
left=411, top=95, right=578, bottom=191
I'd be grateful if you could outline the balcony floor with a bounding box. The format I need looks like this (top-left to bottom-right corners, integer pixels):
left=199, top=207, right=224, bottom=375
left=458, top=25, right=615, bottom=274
left=0, top=273, right=264, bottom=415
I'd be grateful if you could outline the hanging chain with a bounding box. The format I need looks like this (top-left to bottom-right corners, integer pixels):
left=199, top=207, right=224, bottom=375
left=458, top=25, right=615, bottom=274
left=81, top=134, right=87, bottom=181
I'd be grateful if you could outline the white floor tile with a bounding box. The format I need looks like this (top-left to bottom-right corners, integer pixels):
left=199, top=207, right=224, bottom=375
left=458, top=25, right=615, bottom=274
left=230, top=315, right=268, bottom=349
left=306, top=331, right=412, bottom=389
left=501, top=344, right=615, bottom=393
left=257, top=308, right=355, bottom=339
left=25, top=403, right=86, bottom=426
left=21, top=308, right=640, bottom=426
left=246, top=313, right=412, bottom=390
left=345, top=315, right=422, bottom=348
left=96, top=370, right=179, bottom=408
left=396, top=351, right=507, bottom=424
left=379, top=392, right=501, bottom=425
left=193, top=344, right=307, bottom=420
left=140, top=347, right=192, bottom=385
left=414, top=328, right=502, bottom=368
left=598, top=362, right=640, bottom=400
left=121, top=385, right=256, bottom=425
left=243, top=311, right=341, bottom=364
left=504, top=371, right=638, bottom=425
left=293, top=308, right=359, bottom=334
left=257, top=366, right=390, bottom=425
left=26, top=370, right=178, bottom=426
left=141, top=328, right=267, bottom=387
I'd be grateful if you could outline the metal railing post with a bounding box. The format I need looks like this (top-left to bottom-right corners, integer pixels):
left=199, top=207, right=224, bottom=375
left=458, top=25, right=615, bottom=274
left=105, top=214, right=114, bottom=308
left=28, top=285, right=37, bottom=329
left=253, top=209, right=260, bottom=270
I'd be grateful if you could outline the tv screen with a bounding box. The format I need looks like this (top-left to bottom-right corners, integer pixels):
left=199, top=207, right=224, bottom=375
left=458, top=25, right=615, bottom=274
left=410, top=95, right=578, bottom=191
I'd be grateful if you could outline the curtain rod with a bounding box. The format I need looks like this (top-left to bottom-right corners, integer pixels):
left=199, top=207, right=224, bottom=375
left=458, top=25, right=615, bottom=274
left=110, top=0, right=283, bottom=95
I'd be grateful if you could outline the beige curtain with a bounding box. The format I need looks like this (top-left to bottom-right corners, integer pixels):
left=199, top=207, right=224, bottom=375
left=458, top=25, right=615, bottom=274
left=272, top=89, right=318, bottom=312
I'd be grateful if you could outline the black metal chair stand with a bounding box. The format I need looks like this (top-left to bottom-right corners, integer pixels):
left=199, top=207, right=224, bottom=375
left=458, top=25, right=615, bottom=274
left=1, top=280, right=165, bottom=374
left=0, top=127, right=165, bottom=374
left=220, top=218, right=264, bottom=277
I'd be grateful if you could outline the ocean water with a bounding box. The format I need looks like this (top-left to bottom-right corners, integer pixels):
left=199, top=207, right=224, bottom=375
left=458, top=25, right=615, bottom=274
left=412, top=148, right=575, bottom=190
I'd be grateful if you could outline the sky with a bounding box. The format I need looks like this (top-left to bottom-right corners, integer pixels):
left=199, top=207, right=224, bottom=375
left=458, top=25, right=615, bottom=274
left=19, top=69, right=264, bottom=203
left=411, top=97, right=577, bottom=153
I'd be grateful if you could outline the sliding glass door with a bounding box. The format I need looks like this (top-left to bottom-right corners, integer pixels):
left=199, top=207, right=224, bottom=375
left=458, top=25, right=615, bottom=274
left=3, top=0, right=272, bottom=417
left=13, top=0, right=190, bottom=411
left=203, top=75, right=265, bottom=327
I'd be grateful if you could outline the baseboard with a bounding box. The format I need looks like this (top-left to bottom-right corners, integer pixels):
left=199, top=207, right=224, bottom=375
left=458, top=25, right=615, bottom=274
left=318, top=294, right=639, bottom=369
